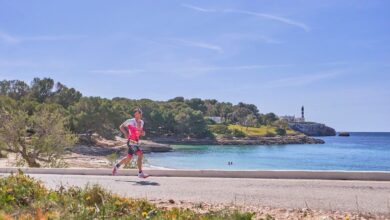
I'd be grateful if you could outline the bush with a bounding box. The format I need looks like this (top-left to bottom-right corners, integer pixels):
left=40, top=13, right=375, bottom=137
left=0, top=171, right=47, bottom=212
left=209, top=124, right=229, bottom=134
left=0, top=100, right=77, bottom=167
left=205, top=118, right=217, bottom=125
left=265, top=132, right=276, bottom=137
left=231, top=129, right=246, bottom=138
left=209, top=125, right=246, bottom=138
left=0, top=172, right=256, bottom=219
left=275, top=128, right=287, bottom=136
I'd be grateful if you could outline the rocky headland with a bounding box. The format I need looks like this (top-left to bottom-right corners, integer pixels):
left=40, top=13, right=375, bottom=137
left=289, top=122, right=336, bottom=136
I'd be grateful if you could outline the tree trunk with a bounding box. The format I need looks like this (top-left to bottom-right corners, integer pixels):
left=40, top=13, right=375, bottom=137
left=25, top=157, right=40, bottom=167
left=20, top=151, right=41, bottom=167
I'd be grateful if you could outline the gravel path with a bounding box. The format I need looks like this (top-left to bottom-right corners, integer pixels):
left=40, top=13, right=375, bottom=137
left=24, top=174, right=390, bottom=215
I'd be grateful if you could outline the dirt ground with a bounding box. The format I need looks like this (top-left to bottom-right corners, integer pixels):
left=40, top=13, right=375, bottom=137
left=152, top=199, right=389, bottom=220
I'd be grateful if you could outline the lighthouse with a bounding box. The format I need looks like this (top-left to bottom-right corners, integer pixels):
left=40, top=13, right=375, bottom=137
left=301, top=106, right=305, bottom=122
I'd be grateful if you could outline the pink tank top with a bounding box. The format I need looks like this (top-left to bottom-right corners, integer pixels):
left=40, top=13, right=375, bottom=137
left=123, top=118, right=144, bottom=141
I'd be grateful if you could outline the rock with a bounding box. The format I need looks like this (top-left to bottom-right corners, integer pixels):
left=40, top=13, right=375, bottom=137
left=168, top=199, right=175, bottom=204
left=289, top=122, right=336, bottom=136
left=338, top=132, right=350, bottom=137
left=153, top=135, right=324, bottom=145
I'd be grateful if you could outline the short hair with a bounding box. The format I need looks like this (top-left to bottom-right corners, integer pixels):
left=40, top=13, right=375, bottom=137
left=133, top=107, right=143, bottom=115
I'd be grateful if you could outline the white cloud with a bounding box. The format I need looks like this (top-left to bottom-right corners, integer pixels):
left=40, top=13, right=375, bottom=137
left=182, top=5, right=309, bottom=32
left=90, top=69, right=145, bottom=76
left=0, top=31, right=19, bottom=44
left=177, top=39, right=223, bottom=52
left=20, top=35, right=82, bottom=42
left=223, top=33, right=283, bottom=44
left=0, top=59, right=36, bottom=67
left=123, top=61, right=291, bottom=79
left=265, top=70, right=346, bottom=88
left=181, top=4, right=216, bottom=12
left=0, top=31, right=83, bottom=44
left=225, top=9, right=309, bottom=32
left=0, top=59, right=66, bottom=69
left=256, top=36, right=283, bottom=44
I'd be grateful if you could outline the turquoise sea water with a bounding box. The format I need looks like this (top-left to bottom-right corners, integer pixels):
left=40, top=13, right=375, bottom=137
left=146, top=132, right=390, bottom=171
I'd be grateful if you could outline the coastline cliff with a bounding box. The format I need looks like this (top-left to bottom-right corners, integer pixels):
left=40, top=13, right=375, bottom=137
left=289, top=122, right=336, bottom=136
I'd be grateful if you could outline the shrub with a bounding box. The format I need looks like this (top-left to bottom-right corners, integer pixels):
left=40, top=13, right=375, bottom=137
left=0, top=101, right=77, bottom=167
left=231, top=129, right=246, bottom=138
left=0, top=171, right=47, bottom=212
left=275, top=128, right=287, bottom=136
left=209, top=124, right=230, bottom=134
left=0, top=172, right=257, bottom=220
left=205, top=118, right=217, bottom=125
left=265, top=132, right=276, bottom=137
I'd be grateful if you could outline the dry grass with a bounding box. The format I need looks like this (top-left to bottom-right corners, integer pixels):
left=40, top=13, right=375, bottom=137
left=227, top=125, right=297, bottom=136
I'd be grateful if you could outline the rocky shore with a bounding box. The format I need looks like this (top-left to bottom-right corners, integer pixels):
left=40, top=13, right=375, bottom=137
left=152, top=135, right=325, bottom=145
left=289, top=122, right=336, bottom=136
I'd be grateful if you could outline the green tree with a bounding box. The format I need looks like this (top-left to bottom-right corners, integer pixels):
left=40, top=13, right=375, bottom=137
left=0, top=99, right=76, bottom=167
left=29, top=77, right=54, bottom=102
left=168, top=96, right=185, bottom=102
left=232, top=107, right=252, bottom=125
left=147, top=109, right=165, bottom=136
left=0, top=80, right=30, bottom=100
left=219, top=102, right=233, bottom=123
left=237, top=102, right=259, bottom=116
left=204, top=99, right=219, bottom=116
left=244, top=114, right=258, bottom=128
left=160, top=107, right=176, bottom=135
left=174, top=108, right=209, bottom=138
left=51, top=82, right=82, bottom=108
left=275, top=128, right=287, bottom=136
left=70, top=97, right=122, bottom=140
left=185, top=98, right=207, bottom=113
left=261, top=113, right=278, bottom=125
left=273, top=119, right=289, bottom=130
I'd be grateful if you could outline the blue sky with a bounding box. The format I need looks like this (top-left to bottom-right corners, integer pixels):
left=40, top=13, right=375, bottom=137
left=0, top=0, right=389, bottom=132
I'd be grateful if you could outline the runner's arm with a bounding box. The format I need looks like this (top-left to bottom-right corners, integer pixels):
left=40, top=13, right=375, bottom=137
left=119, top=123, right=129, bottom=138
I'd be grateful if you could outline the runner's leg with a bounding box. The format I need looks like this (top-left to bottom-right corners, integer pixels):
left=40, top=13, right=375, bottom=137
left=136, top=151, right=143, bottom=172
left=112, top=141, right=134, bottom=175
left=117, top=155, right=132, bottom=166
left=135, top=147, right=149, bottom=178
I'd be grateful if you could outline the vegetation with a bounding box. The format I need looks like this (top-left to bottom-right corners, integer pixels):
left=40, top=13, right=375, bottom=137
left=0, top=171, right=256, bottom=219
left=0, top=78, right=295, bottom=167
left=0, top=96, right=76, bottom=167
left=0, top=78, right=286, bottom=139
left=226, top=125, right=296, bottom=137
left=208, top=125, right=246, bottom=138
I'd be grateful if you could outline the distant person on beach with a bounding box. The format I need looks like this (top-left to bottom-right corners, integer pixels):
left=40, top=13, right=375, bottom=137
left=112, top=108, right=149, bottom=178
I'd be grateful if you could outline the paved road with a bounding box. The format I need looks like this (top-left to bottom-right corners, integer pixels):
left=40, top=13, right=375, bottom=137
left=9, top=174, right=390, bottom=214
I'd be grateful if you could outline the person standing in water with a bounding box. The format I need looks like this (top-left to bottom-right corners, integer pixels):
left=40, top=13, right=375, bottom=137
left=112, top=108, right=149, bottom=178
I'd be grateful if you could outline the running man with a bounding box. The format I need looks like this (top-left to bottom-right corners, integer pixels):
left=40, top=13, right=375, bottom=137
left=112, top=108, right=149, bottom=178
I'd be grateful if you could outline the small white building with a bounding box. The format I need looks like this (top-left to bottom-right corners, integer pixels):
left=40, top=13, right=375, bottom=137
left=279, top=115, right=295, bottom=122
left=207, top=116, right=222, bottom=124
left=279, top=115, right=305, bottom=123
left=279, top=106, right=306, bottom=123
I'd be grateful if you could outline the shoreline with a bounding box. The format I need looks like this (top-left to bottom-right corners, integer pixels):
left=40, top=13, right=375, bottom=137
left=151, top=134, right=325, bottom=145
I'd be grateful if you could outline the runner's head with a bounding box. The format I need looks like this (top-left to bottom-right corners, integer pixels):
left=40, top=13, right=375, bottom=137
left=133, top=107, right=143, bottom=119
